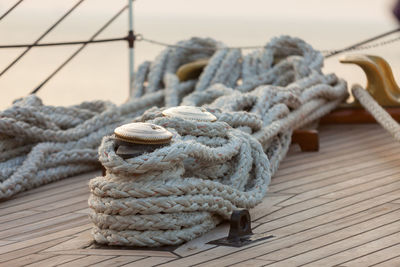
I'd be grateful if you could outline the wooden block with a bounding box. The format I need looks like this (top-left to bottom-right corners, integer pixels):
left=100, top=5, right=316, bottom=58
left=291, top=130, right=319, bottom=152
left=321, top=107, right=400, bottom=124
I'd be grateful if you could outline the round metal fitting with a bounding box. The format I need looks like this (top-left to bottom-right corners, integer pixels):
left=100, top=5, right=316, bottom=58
left=162, top=106, right=217, bottom=122
left=114, top=122, right=172, bottom=145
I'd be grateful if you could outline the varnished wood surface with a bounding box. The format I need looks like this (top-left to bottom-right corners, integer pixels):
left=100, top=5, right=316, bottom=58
left=0, top=124, right=399, bottom=267
left=321, top=107, right=400, bottom=124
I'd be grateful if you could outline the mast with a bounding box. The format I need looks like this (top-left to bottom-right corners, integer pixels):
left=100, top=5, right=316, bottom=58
left=128, top=0, right=135, bottom=96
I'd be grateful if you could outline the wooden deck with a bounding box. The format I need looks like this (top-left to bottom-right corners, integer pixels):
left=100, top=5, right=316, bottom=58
left=1, top=124, right=399, bottom=267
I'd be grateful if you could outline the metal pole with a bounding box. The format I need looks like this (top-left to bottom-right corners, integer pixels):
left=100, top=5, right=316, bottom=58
left=128, top=0, right=135, bottom=96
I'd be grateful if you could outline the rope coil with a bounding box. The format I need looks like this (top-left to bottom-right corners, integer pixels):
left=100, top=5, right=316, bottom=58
left=0, top=35, right=347, bottom=245
left=86, top=36, right=347, bottom=246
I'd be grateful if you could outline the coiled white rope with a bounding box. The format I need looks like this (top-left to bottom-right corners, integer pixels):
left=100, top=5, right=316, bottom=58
left=0, top=36, right=347, bottom=247
left=87, top=36, right=348, bottom=246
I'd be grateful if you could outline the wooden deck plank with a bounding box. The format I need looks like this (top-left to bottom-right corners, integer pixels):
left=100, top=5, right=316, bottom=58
left=0, top=201, right=88, bottom=233
left=56, top=255, right=115, bottom=267
left=0, top=237, right=72, bottom=263
left=255, top=197, right=331, bottom=220
left=276, top=167, right=400, bottom=205
left=46, top=248, right=178, bottom=258
left=24, top=255, right=86, bottom=267
left=173, top=223, right=227, bottom=257
left=257, top=213, right=400, bottom=262
left=373, top=255, right=400, bottom=267
left=305, top=238, right=400, bottom=266
left=280, top=126, right=387, bottom=166
left=10, top=216, right=89, bottom=241
left=271, top=154, right=399, bottom=195
left=272, top=149, right=400, bottom=192
left=0, top=212, right=88, bottom=240
left=249, top=193, right=294, bottom=220
left=0, top=124, right=398, bottom=266
left=275, top=137, right=399, bottom=179
left=93, top=255, right=145, bottom=266
left=0, top=224, right=91, bottom=254
left=0, top=240, right=14, bottom=246
left=161, top=203, right=400, bottom=267
left=0, top=172, right=94, bottom=209
left=123, top=256, right=177, bottom=266
left=0, top=210, right=40, bottom=224
left=264, top=226, right=400, bottom=266
left=257, top=187, right=400, bottom=228
left=0, top=253, right=56, bottom=267
left=230, top=259, right=276, bottom=267
left=0, top=187, right=89, bottom=217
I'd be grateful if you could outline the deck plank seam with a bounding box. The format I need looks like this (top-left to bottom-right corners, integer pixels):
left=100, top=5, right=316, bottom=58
left=337, top=241, right=400, bottom=267
left=275, top=140, right=400, bottom=178
left=271, top=170, right=400, bottom=199
left=273, top=169, right=400, bottom=204
left=254, top=182, right=400, bottom=224
left=0, top=226, right=91, bottom=256
left=0, top=179, right=91, bottom=209
left=271, top=158, right=400, bottom=194
left=369, top=254, right=400, bottom=267
left=219, top=210, right=400, bottom=267
left=168, top=205, right=400, bottom=267
left=0, top=201, right=89, bottom=227
left=276, top=135, right=399, bottom=175
left=280, top=130, right=394, bottom=165
left=0, top=213, right=89, bottom=241
left=272, top=153, right=400, bottom=187
left=293, top=230, right=400, bottom=267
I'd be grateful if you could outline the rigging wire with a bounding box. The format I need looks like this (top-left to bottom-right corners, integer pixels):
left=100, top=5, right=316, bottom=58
left=30, top=5, right=128, bottom=94
left=324, top=27, right=400, bottom=58
left=0, top=0, right=24, bottom=22
left=0, top=37, right=127, bottom=48
left=2, top=28, right=399, bottom=55
left=0, top=0, right=86, bottom=77
left=139, top=28, right=400, bottom=57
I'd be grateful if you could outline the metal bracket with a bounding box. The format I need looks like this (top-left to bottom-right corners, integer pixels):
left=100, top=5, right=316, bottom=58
left=208, top=209, right=274, bottom=247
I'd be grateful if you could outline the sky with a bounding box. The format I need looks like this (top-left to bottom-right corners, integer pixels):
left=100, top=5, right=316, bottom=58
left=0, top=0, right=398, bottom=108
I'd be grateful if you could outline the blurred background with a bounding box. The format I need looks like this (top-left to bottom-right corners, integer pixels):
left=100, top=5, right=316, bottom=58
left=0, top=0, right=399, bottom=109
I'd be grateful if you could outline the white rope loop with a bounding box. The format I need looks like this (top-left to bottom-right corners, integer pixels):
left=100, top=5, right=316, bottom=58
left=352, top=85, right=400, bottom=141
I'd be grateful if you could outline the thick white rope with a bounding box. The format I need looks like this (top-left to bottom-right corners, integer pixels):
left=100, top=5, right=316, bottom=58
left=352, top=84, right=400, bottom=141
left=0, top=36, right=347, bottom=246
left=88, top=37, right=347, bottom=247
